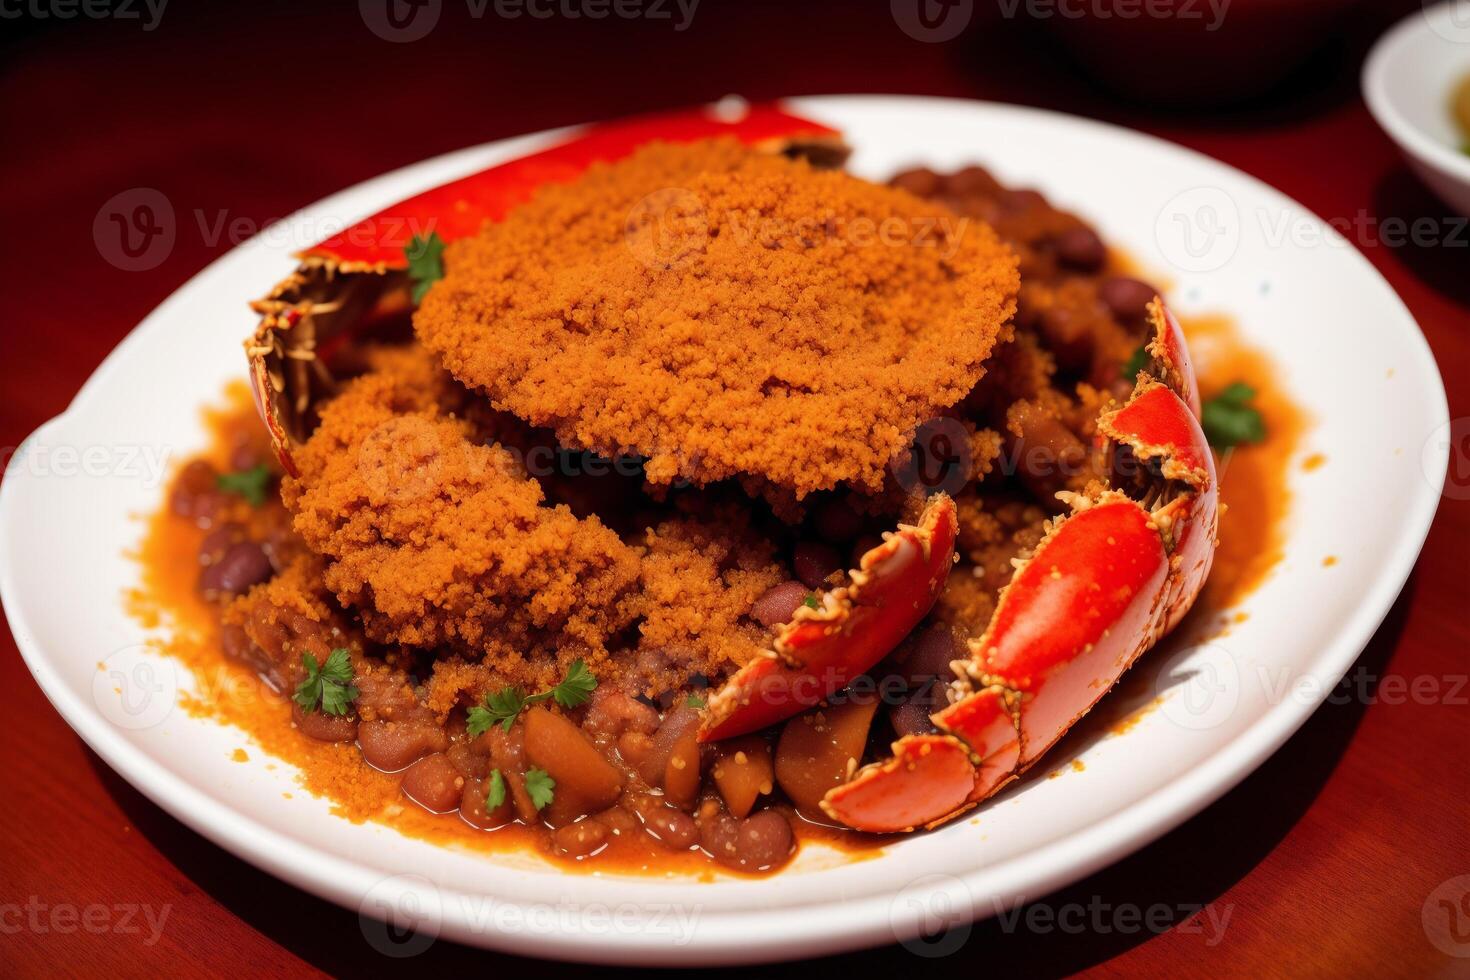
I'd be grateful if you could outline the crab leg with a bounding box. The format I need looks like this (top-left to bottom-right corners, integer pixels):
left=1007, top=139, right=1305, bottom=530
left=824, top=300, right=1218, bottom=832
left=699, top=494, right=959, bottom=742
left=245, top=103, right=843, bottom=475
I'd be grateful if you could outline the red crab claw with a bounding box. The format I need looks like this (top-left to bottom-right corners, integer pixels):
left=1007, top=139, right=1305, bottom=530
left=698, top=494, right=959, bottom=742
left=245, top=102, right=844, bottom=476
left=823, top=303, right=1217, bottom=833
left=1142, top=297, right=1201, bottom=417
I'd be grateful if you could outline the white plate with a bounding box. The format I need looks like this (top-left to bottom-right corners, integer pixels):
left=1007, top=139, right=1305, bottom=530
left=0, top=95, right=1448, bottom=965
left=1364, top=2, right=1470, bottom=217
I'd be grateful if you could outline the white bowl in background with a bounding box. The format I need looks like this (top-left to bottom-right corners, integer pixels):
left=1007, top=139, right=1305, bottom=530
left=1364, top=2, right=1470, bottom=216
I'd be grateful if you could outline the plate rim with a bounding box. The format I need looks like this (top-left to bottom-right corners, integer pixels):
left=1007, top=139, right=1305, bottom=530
left=0, top=93, right=1450, bottom=964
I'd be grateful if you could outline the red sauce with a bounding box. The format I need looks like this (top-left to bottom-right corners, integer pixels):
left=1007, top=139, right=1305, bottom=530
left=127, top=311, right=1303, bottom=871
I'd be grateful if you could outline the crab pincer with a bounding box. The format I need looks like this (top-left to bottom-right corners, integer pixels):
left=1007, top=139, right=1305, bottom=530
left=698, top=493, right=960, bottom=742
left=823, top=299, right=1218, bottom=833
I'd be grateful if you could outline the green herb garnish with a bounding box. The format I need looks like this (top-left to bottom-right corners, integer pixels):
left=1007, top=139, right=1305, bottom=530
left=549, top=659, right=598, bottom=708
left=406, top=232, right=446, bottom=304
left=685, top=694, right=706, bottom=709
left=466, top=659, right=598, bottom=736
left=802, top=594, right=820, bottom=610
left=486, top=769, right=507, bottom=810
left=1122, top=344, right=1150, bottom=378
left=524, top=767, right=555, bottom=811
left=293, top=649, right=358, bottom=716
left=1201, top=381, right=1267, bottom=449
left=467, top=688, right=526, bottom=736
left=217, top=464, right=271, bottom=507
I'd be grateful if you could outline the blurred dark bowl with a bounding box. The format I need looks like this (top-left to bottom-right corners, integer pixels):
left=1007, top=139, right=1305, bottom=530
left=1046, top=0, right=1365, bottom=105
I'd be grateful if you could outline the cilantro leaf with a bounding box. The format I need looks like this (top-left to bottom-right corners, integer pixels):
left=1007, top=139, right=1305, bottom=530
left=486, top=769, right=507, bottom=810
left=524, top=767, right=555, bottom=811
left=1122, top=344, right=1150, bottom=379
left=467, top=687, right=526, bottom=736
left=293, top=649, right=358, bottom=716
left=685, top=694, right=706, bottom=709
left=467, top=661, right=597, bottom=735
left=217, top=464, right=272, bottom=507
left=406, top=231, right=446, bottom=305
left=1201, top=381, right=1267, bottom=449
left=802, top=594, right=820, bottom=610
left=549, top=659, right=597, bottom=709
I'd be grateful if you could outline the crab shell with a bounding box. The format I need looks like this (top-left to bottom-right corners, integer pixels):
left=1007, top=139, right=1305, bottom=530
left=242, top=103, right=958, bottom=740
left=244, top=103, right=846, bottom=478
left=820, top=300, right=1219, bottom=832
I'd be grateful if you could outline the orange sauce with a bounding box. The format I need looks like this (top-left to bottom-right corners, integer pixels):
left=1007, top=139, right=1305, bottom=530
left=127, top=396, right=884, bottom=877
left=1181, top=314, right=1308, bottom=618
left=128, top=312, right=1305, bottom=870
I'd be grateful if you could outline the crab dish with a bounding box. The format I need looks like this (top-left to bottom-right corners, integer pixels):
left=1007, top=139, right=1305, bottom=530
left=159, top=105, right=1221, bottom=875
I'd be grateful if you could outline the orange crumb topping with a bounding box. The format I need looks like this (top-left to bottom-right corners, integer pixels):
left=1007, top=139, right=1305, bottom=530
left=417, top=139, right=1019, bottom=497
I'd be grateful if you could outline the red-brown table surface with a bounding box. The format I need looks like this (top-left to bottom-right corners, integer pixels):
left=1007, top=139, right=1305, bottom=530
left=1, top=2, right=1466, bottom=976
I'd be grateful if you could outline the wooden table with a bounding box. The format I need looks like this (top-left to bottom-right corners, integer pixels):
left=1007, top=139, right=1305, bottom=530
left=2, top=3, right=1466, bottom=976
